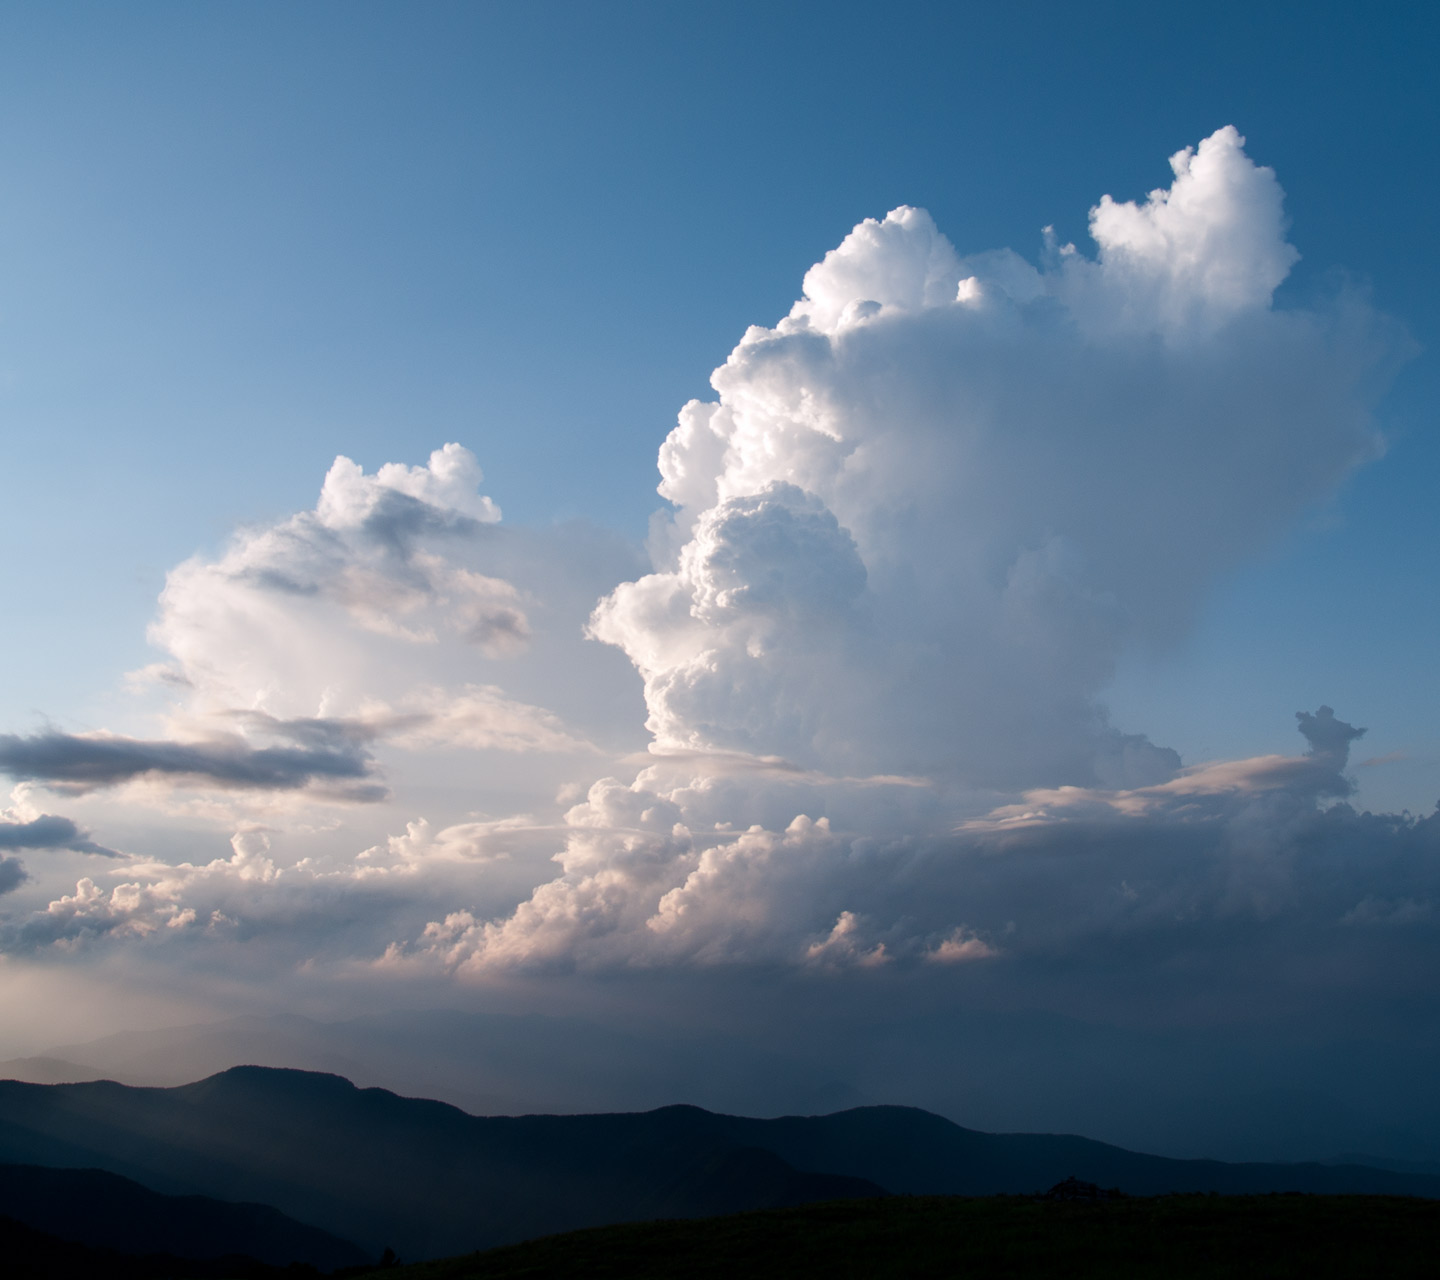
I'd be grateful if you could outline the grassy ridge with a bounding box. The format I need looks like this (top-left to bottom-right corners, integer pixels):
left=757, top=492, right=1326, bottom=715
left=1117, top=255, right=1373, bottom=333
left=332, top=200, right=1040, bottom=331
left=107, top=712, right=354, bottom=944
left=366, top=1193, right=1440, bottom=1279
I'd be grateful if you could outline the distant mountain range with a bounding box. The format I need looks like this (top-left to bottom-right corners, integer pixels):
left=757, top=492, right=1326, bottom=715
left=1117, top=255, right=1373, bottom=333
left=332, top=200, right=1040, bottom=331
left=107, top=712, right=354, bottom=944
left=3, top=1065, right=1439, bottom=1264
left=8, top=1009, right=1437, bottom=1170
left=0, top=1008, right=871, bottom=1117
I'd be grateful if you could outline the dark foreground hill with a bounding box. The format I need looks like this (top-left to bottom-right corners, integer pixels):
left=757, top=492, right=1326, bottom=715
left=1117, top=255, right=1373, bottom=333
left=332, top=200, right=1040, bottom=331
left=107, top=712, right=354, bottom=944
left=369, top=1194, right=1440, bottom=1280
left=0, top=1211, right=339, bottom=1280
left=0, top=1162, right=367, bottom=1269
left=2, top=1066, right=1439, bottom=1262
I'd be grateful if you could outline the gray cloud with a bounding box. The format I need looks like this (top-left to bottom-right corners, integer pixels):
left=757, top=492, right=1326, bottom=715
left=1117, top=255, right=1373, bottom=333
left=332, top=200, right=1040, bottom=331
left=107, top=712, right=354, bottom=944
left=0, top=730, right=382, bottom=799
left=0, top=857, right=26, bottom=895
left=228, top=712, right=381, bottom=750
left=355, top=486, right=490, bottom=558
left=1297, top=704, right=1367, bottom=778
left=0, top=814, right=119, bottom=857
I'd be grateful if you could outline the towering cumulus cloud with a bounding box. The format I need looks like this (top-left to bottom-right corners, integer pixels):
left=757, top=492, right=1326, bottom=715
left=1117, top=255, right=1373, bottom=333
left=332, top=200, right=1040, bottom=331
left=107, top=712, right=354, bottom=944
left=389, top=128, right=1412, bottom=975
left=598, top=127, right=1374, bottom=789
left=8, top=129, right=1427, bottom=1022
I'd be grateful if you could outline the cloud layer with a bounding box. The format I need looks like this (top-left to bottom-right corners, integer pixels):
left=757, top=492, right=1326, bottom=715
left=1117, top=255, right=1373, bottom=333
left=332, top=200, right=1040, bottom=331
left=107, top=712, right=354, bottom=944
left=367, top=126, right=1408, bottom=977
left=2, top=131, right=1427, bottom=1082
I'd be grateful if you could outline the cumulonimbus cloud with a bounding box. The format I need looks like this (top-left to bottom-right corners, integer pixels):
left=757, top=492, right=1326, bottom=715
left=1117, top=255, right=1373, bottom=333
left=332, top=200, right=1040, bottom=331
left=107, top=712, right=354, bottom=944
left=10, top=129, right=1429, bottom=1011
left=365, top=126, right=1410, bottom=976
left=594, top=127, right=1395, bottom=794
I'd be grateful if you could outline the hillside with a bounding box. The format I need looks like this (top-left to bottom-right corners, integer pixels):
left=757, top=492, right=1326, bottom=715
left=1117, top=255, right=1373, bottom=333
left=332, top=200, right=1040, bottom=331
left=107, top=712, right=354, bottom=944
left=0, top=1162, right=367, bottom=1269
left=2, top=1066, right=1438, bottom=1262
left=356, top=1193, right=1440, bottom=1280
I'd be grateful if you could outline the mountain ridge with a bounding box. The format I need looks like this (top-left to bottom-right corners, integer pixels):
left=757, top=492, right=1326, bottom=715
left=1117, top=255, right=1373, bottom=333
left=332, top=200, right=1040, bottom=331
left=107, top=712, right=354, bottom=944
left=2, top=1065, right=1438, bottom=1262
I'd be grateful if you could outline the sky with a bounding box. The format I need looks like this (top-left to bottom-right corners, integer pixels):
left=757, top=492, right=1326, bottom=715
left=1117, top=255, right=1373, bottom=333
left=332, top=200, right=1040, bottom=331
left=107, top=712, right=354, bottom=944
left=1, top=1, right=1439, bottom=1162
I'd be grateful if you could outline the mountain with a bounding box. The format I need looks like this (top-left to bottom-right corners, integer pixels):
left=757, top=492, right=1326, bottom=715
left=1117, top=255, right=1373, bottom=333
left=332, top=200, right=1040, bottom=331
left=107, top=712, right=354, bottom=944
left=1, top=1066, right=1437, bottom=1262
left=26, top=1007, right=1436, bottom=1167
left=25, top=1008, right=872, bottom=1117
left=0, top=1056, right=114, bottom=1086
left=0, top=1162, right=368, bottom=1269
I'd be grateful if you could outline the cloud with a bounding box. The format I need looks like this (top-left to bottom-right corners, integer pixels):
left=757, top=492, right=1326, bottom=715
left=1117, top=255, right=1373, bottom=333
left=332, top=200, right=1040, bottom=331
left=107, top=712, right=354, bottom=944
left=5, top=130, right=1426, bottom=1043
left=372, top=126, right=1408, bottom=976
left=147, top=445, right=527, bottom=720
left=1296, top=704, right=1367, bottom=772
left=0, top=126, right=1432, bottom=1171
left=133, top=443, right=635, bottom=773
left=927, top=927, right=999, bottom=964
left=964, top=706, right=1365, bottom=832
left=5, top=817, right=551, bottom=959
left=1084, top=126, right=1300, bottom=331
left=13, top=829, right=288, bottom=950
left=0, top=812, right=119, bottom=857
left=238, top=686, right=594, bottom=758
left=357, top=686, right=594, bottom=755
left=371, top=705, right=1440, bottom=1018
left=0, top=686, right=590, bottom=811
left=0, top=858, right=26, bottom=896
left=601, top=126, right=1395, bottom=794
left=0, top=728, right=382, bottom=800
left=315, top=443, right=502, bottom=529
left=805, top=911, right=891, bottom=969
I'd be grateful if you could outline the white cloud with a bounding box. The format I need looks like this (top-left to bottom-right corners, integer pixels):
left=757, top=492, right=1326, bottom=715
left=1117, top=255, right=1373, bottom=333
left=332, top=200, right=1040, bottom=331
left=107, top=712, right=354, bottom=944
left=358, top=685, right=593, bottom=755
left=376, top=701, right=1440, bottom=994
left=8, top=817, right=550, bottom=959
left=1084, top=126, right=1299, bottom=331
left=147, top=444, right=530, bottom=719
left=601, top=127, right=1391, bottom=798
left=61, top=445, right=636, bottom=821
left=314, top=444, right=501, bottom=529
left=381, top=127, right=1410, bottom=975
left=6, top=130, right=1427, bottom=1032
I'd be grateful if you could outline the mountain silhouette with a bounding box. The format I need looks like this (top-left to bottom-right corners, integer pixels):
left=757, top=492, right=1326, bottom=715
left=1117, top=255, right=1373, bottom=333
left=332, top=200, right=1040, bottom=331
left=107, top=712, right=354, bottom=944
left=0, top=1210, right=366, bottom=1280
left=0, top=1161, right=367, bottom=1269
left=1, top=1066, right=1437, bottom=1262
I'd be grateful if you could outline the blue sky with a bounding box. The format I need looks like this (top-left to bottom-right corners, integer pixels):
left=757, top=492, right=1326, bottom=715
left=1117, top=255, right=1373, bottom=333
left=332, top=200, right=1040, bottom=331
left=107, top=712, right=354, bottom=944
left=3, top=1, right=1436, bottom=801
left=1, top=2, right=1438, bottom=1158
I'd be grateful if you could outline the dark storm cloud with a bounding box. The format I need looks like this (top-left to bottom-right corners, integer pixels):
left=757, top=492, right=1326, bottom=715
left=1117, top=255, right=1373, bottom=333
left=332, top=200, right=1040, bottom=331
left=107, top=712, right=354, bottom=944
left=0, top=813, right=119, bottom=856
left=0, top=857, right=26, bottom=895
left=0, top=730, right=383, bottom=798
left=1296, top=705, right=1367, bottom=778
